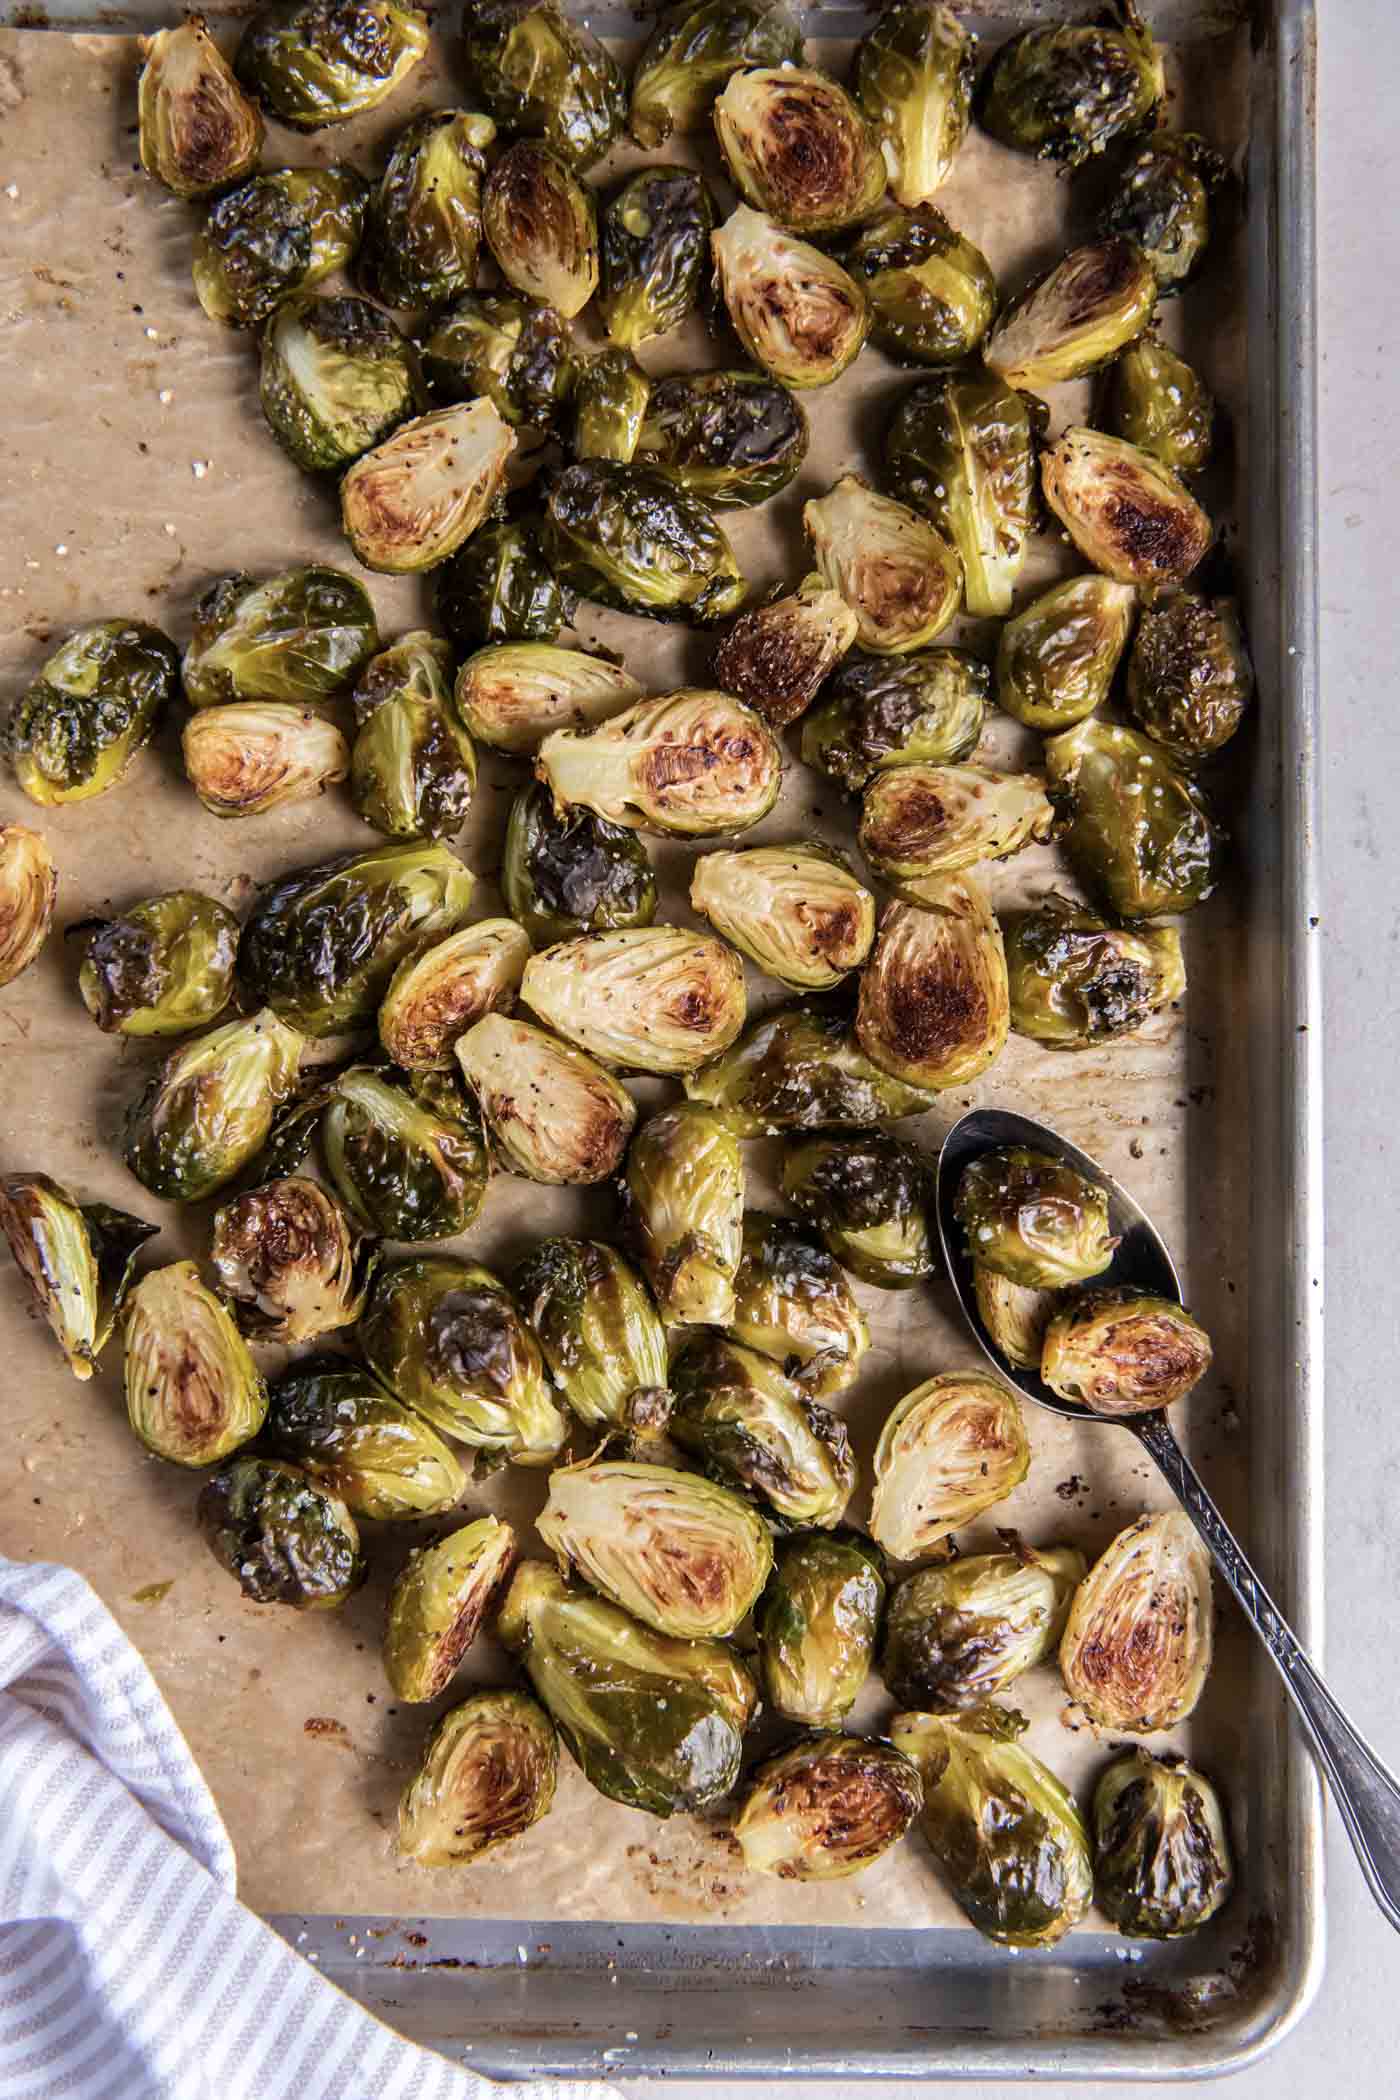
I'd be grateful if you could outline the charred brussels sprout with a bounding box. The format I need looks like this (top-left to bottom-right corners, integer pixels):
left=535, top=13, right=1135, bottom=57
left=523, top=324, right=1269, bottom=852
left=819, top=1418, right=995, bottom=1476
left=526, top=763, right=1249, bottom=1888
left=736, top=1733, right=923, bottom=1880
left=537, top=690, right=781, bottom=835
left=974, top=1265, right=1063, bottom=1372
left=893, top=1705, right=1093, bottom=1945
left=1124, top=592, right=1253, bottom=761
left=860, top=764, right=1053, bottom=888
left=855, top=3, right=975, bottom=206
left=881, top=1540, right=1086, bottom=1710
left=870, top=1373, right=1029, bottom=1558
left=1093, top=1748, right=1234, bottom=1938
left=1107, top=338, right=1214, bottom=476
left=0, top=1174, right=156, bottom=1382
left=260, top=295, right=420, bottom=477
left=883, top=373, right=1037, bottom=619
left=1043, top=1288, right=1212, bottom=1416
left=193, top=165, right=368, bottom=329
left=124, top=1010, right=303, bottom=1202
left=184, top=566, right=377, bottom=711
left=621, top=1102, right=743, bottom=1326
left=266, top=1360, right=466, bottom=1520
left=542, top=466, right=745, bottom=625
left=0, top=825, right=55, bottom=988
left=11, top=620, right=176, bottom=807
left=399, top=1687, right=555, bottom=1864
left=685, top=997, right=935, bottom=1134
left=341, top=399, right=516, bottom=576
left=976, top=0, right=1163, bottom=168
left=782, top=1129, right=935, bottom=1290
left=436, top=523, right=563, bottom=651
left=636, top=372, right=807, bottom=508
left=361, top=109, right=494, bottom=311
left=671, top=1333, right=856, bottom=1529
left=1101, top=131, right=1226, bottom=295
left=1044, top=717, right=1225, bottom=918
left=513, top=1238, right=667, bottom=1429
left=731, top=1214, right=870, bottom=1399
left=182, top=702, right=350, bottom=818
left=77, top=891, right=238, bottom=1038
left=806, top=477, right=962, bottom=655
left=123, top=1260, right=268, bottom=1467
left=234, top=0, right=426, bottom=130
left=955, top=1146, right=1113, bottom=1289
left=497, top=1562, right=757, bottom=1815
left=522, top=928, right=746, bottom=1075
left=323, top=1066, right=490, bottom=1242
left=483, top=143, right=597, bottom=319
left=420, top=293, right=575, bottom=434
left=211, top=1176, right=373, bottom=1342
left=1004, top=902, right=1184, bottom=1049
left=599, top=166, right=716, bottom=348
left=379, top=920, right=531, bottom=1070
left=630, top=0, right=803, bottom=150
left=573, top=350, right=651, bottom=464
left=1060, top=1512, right=1213, bottom=1730
left=456, top=1013, right=636, bottom=1183
left=349, top=632, right=476, bottom=842
left=385, top=1517, right=516, bottom=1700
left=504, top=783, right=657, bottom=947
left=690, top=846, right=875, bottom=991
left=844, top=205, right=996, bottom=366
left=198, top=1456, right=363, bottom=1607
left=1042, top=427, right=1212, bottom=587
left=986, top=238, right=1156, bottom=392
left=712, top=579, right=858, bottom=730
left=856, top=883, right=1009, bottom=1093
left=714, top=66, right=887, bottom=235
left=139, top=17, right=264, bottom=199
left=712, top=207, right=870, bottom=391
left=464, top=0, right=625, bottom=171
left=457, top=644, right=641, bottom=754
left=996, top=574, right=1137, bottom=731
left=756, top=1529, right=885, bottom=1724
left=803, top=649, right=987, bottom=793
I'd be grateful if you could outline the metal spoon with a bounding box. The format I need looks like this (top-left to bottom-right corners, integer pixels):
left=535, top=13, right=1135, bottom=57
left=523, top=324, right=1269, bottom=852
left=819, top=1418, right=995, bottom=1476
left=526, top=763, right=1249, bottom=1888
left=935, top=1104, right=1400, bottom=1935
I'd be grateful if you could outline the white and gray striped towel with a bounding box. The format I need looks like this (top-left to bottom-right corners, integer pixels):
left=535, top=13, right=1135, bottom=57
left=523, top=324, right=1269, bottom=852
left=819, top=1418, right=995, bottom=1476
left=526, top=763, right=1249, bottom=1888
left=0, top=1556, right=620, bottom=2100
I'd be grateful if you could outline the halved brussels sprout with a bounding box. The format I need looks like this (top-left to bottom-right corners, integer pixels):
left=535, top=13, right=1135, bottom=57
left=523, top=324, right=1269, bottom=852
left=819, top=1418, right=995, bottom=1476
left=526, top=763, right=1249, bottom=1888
left=139, top=17, right=264, bottom=199
left=630, top=0, right=803, bottom=150
left=781, top=1129, right=935, bottom=1290
left=1042, top=428, right=1213, bottom=587
left=806, top=477, right=962, bottom=655
left=1003, top=902, right=1185, bottom=1049
left=974, top=1263, right=1064, bottom=1372
left=572, top=349, right=651, bottom=464
left=599, top=165, right=716, bottom=348
left=855, top=3, right=975, bottom=206
left=456, top=644, right=642, bottom=755
left=239, top=841, right=475, bottom=1037
left=690, top=846, right=875, bottom=992
left=1093, top=1748, right=1234, bottom=1938
left=259, top=294, right=421, bottom=477
left=1100, top=131, right=1227, bottom=295
left=881, top=1539, right=1086, bottom=1710
left=349, top=631, right=476, bottom=842
left=420, top=293, right=575, bottom=434
left=322, top=1066, right=490, bottom=1242
left=504, top=783, right=657, bottom=949
left=636, top=372, right=808, bottom=508
left=1043, top=1288, right=1212, bottom=1417
left=844, top=205, right=997, bottom=366
left=361, top=109, right=495, bottom=311
left=803, top=648, right=988, bottom=793
left=860, top=764, right=1054, bottom=888
left=537, top=690, right=781, bottom=836
left=1044, top=717, right=1224, bottom=918
left=714, top=66, right=887, bottom=235
left=456, top=1012, right=636, bottom=1184
left=436, top=521, right=564, bottom=651
left=870, top=1373, right=1030, bottom=1558
left=399, top=1687, right=556, bottom=1864
left=182, top=702, right=350, bottom=818
left=856, top=884, right=1009, bottom=1093
left=11, top=620, right=177, bottom=807
left=541, top=465, right=746, bottom=625
left=713, top=579, right=859, bottom=729
left=1107, top=338, right=1214, bottom=476
left=464, top=0, right=625, bottom=171
left=184, top=567, right=378, bottom=711
left=124, top=1010, right=304, bottom=1203
left=193, top=165, right=368, bottom=329
left=483, top=143, right=598, bottom=318
left=123, top=1260, right=268, bottom=1467
left=712, top=207, right=870, bottom=391
left=995, top=574, right=1138, bottom=731
left=385, top=1517, right=516, bottom=1701
left=893, top=1705, right=1093, bottom=1945
left=198, top=1455, right=364, bottom=1608
left=1060, top=1511, right=1213, bottom=1730
left=735, top=1733, right=923, bottom=1880
left=341, top=399, right=516, bottom=576
left=379, top=920, right=531, bottom=1070
left=0, top=825, right=56, bottom=988
left=497, top=1561, right=757, bottom=1815
left=882, top=373, right=1037, bottom=619
left=522, top=928, right=746, bottom=1075
left=621, top=1101, right=744, bottom=1326
left=730, top=1213, right=870, bottom=1400
left=955, top=1146, right=1114, bottom=1289
left=671, top=1333, right=856, bottom=1529
left=234, top=0, right=427, bottom=130
left=685, top=997, right=935, bottom=1134
left=211, top=1176, right=373, bottom=1342
left=0, top=1174, right=156, bottom=1382
left=756, top=1528, right=885, bottom=1724
left=976, top=1, right=1163, bottom=167
left=513, top=1238, right=667, bottom=1428
left=265, top=1359, right=466, bottom=1520
left=985, top=238, right=1156, bottom=391
left=76, top=890, right=238, bottom=1038
left=538, top=1459, right=772, bottom=1638
left=1124, top=592, right=1253, bottom=761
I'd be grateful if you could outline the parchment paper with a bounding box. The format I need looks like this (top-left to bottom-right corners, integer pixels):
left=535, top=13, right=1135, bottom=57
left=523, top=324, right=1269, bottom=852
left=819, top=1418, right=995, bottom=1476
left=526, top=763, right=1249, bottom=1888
left=0, top=24, right=1255, bottom=1928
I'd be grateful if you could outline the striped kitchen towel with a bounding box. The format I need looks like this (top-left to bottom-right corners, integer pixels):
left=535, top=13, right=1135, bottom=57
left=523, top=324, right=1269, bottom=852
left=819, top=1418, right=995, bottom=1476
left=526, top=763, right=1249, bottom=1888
left=0, top=1557, right=619, bottom=2100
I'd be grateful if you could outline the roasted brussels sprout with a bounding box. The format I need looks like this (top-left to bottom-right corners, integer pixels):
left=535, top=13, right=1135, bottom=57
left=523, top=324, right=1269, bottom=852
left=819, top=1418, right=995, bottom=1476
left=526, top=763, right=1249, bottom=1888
left=1003, top=902, right=1185, bottom=1049
left=715, top=66, right=886, bottom=235
left=1093, top=1748, right=1234, bottom=1938
left=685, top=997, right=935, bottom=1134
left=123, top=1260, right=267, bottom=1467
left=1044, top=717, right=1225, bottom=918
left=348, top=632, right=476, bottom=841
left=712, top=207, right=870, bottom=391
left=0, top=1174, right=156, bottom=1382
left=881, top=1540, right=1086, bottom=1710
left=379, top=920, right=531, bottom=1070
left=503, top=783, right=656, bottom=948
left=234, top=0, right=426, bottom=130
left=11, top=620, right=177, bottom=808
left=782, top=1129, right=935, bottom=1290
left=1101, top=131, right=1227, bottom=295
left=265, top=1359, right=466, bottom=1520
left=399, top=1686, right=555, bottom=1863
left=1106, top=338, right=1214, bottom=476
left=193, top=165, right=368, bottom=329
left=521, top=928, right=746, bottom=1075
left=239, top=841, right=475, bottom=1037
left=882, top=373, right=1037, bottom=619
left=630, top=0, right=803, bottom=150
left=435, top=522, right=563, bottom=653
left=420, top=293, right=575, bottom=435
left=860, top=764, right=1054, bottom=889
left=1042, top=427, right=1213, bottom=587
left=893, top=1705, right=1093, bottom=1945
left=341, top=398, right=516, bottom=576
left=76, top=891, right=238, bottom=1038
left=322, top=1066, right=490, bottom=1242
left=482, top=143, right=597, bottom=319
left=712, top=580, right=858, bottom=729
left=690, top=846, right=874, bottom=992
left=0, top=825, right=56, bottom=989
left=1124, top=592, right=1253, bottom=761
left=385, top=1517, right=516, bottom=1700
left=803, top=648, right=988, bottom=793
left=1060, top=1511, right=1213, bottom=1731
left=361, top=109, right=494, bottom=311
left=124, top=1010, right=304, bottom=1203
left=995, top=574, right=1137, bottom=731
left=497, top=1562, right=757, bottom=1815
left=464, top=0, right=625, bottom=171
left=985, top=238, right=1156, bottom=393
left=182, top=702, right=350, bottom=818
left=599, top=166, right=716, bottom=348
left=671, top=1333, right=856, bottom=1529
left=542, top=465, right=745, bottom=626
left=870, top=1373, right=1029, bottom=1559
left=976, top=1, right=1163, bottom=167
left=198, top=1456, right=363, bottom=1608
left=211, top=1176, right=372, bottom=1343
left=1043, top=1288, right=1212, bottom=1417
left=457, top=644, right=642, bottom=755
left=756, top=1528, right=885, bottom=1724
left=955, top=1146, right=1114, bottom=1289
left=806, top=477, right=962, bottom=655
left=184, top=567, right=378, bottom=711
left=259, top=295, right=421, bottom=480
left=513, top=1238, right=667, bottom=1429
left=855, top=3, right=975, bottom=206
left=537, top=689, right=781, bottom=835
left=635, top=372, right=808, bottom=508
left=736, top=1733, right=923, bottom=1880
left=572, top=349, right=651, bottom=464
left=856, top=884, right=1009, bottom=1093
left=139, top=17, right=264, bottom=199
left=455, top=1013, right=636, bottom=1183
left=730, top=1214, right=870, bottom=1399
left=621, top=1102, right=743, bottom=1326
left=844, top=205, right=997, bottom=367
left=975, top=1264, right=1063, bottom=1373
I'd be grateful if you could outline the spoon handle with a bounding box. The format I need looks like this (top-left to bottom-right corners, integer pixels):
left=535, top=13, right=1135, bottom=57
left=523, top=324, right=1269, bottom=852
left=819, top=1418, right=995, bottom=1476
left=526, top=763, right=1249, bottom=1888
left=1135, top=1411, right=1400, bottom=1935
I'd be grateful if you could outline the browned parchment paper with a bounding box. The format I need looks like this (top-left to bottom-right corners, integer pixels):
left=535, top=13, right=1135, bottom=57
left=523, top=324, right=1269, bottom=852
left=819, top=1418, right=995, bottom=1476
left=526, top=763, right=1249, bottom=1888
left=0, top=24, right=1255, bottom=1926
